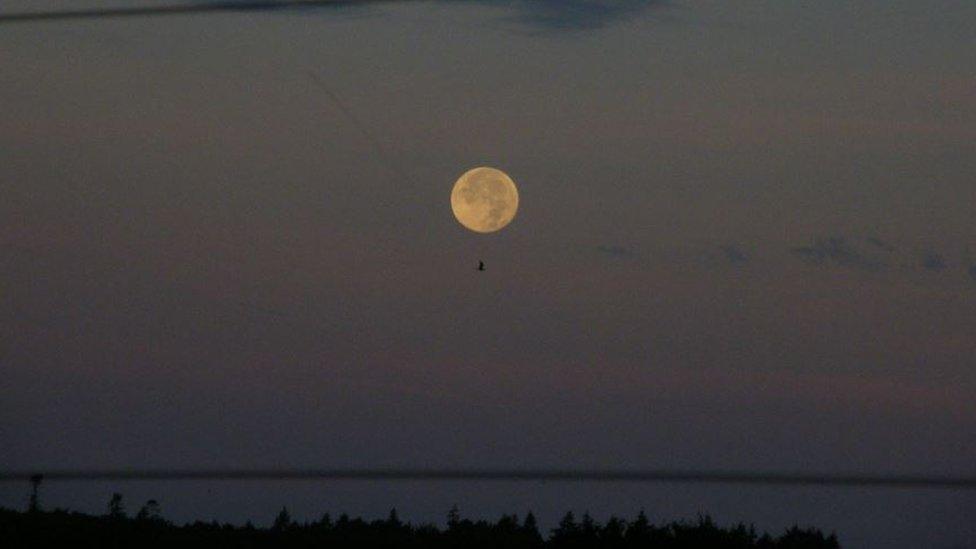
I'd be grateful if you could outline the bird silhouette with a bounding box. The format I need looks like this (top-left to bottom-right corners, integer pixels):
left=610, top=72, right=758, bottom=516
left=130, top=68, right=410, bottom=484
left=477, top=260, right=485, bottom=271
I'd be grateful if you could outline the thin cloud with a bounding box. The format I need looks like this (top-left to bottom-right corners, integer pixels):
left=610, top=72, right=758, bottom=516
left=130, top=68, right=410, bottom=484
left=596, top=245, right=635, bottom=259
left=0, top=0, right=664, bottom=30
left=866, top=237, right=895, bottom=252
left=0, top=1, right=372, bottom=24
left=791, top=236, right=884, bottom=272
left=719, top=244, right=749, bottom=265
left=921, top=251, right=947, bottom=272
left=496, top=0, right=662, bottom=30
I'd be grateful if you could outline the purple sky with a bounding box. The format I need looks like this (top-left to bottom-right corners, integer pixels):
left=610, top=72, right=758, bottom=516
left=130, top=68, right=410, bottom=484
left=1, top=1, right=975, bottom=547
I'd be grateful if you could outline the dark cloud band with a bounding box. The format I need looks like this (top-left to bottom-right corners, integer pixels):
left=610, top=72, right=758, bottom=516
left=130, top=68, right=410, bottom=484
left=0, top=1, right=391, bottom=24
left=0, top=0, right=661, bottom=29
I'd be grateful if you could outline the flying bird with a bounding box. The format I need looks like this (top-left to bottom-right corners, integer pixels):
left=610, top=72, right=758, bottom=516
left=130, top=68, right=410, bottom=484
left=477, top=261, right=485, bottom=271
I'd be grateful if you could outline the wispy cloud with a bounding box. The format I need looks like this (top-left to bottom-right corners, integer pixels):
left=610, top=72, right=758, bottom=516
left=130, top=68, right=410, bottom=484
left=596, top=245, right=635, bottom=259
left=718, top=244, right=749, bottom=265
left=921, top=251, right=947, bottom=272
left=788, top=237, right=976, bottom=283
left=0, top=0, right=664, bottom=30
left=790, top=236, right=884, bottom=272
left=495, top=0, right=662, bottom=30
left=0, top=1, right=367, bottom=24
left=866, top=237, right=895, bottom=252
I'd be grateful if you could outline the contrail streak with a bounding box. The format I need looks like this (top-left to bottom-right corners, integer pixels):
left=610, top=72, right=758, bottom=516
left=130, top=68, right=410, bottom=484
left=2, top=469, right=975, bottom=490
left=308, top=71, right=413, bottom=184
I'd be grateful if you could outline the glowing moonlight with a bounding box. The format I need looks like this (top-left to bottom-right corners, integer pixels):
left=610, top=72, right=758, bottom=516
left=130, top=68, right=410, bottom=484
left=450, top=167, right=519, bottom=233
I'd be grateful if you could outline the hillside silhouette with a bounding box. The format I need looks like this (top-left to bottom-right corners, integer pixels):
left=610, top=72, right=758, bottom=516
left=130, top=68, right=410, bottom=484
left=1, top=494, right=840, bottom=548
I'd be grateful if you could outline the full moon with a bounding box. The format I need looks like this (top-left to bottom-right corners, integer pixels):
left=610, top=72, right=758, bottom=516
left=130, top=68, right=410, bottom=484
left=450, top=167, right=519, bottom=233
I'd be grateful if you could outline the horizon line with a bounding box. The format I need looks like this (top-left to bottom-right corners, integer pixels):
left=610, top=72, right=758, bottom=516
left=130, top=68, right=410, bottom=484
left=2, top=469, right=974, bottom=490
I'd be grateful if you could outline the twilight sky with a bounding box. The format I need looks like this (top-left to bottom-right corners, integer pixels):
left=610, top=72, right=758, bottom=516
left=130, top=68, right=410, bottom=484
left=1, top=1, right=974, bottom=547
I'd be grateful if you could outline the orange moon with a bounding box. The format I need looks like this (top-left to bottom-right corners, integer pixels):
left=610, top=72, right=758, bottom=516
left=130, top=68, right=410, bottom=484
left=450, top=167, right=519, bottom=233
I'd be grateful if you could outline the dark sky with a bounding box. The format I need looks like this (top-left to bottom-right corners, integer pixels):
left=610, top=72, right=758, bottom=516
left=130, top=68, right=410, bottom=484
left=1, top=1, right=975, bottom=547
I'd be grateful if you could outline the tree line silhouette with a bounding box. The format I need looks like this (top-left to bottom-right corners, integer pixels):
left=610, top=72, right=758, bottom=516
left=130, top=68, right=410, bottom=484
left=1, top=493, right=840, bottom=548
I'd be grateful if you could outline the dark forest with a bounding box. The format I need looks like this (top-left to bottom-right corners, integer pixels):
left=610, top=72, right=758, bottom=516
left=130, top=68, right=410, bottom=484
left=2, top=495, right=840, bottom=548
